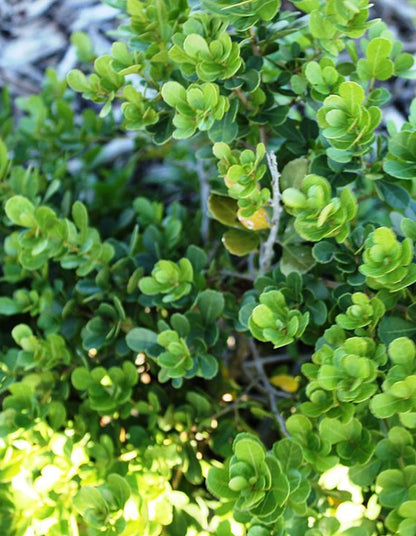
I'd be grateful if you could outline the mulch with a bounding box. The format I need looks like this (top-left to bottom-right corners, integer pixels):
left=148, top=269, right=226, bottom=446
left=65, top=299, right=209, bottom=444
left=0, top=0, right=119, bottom=97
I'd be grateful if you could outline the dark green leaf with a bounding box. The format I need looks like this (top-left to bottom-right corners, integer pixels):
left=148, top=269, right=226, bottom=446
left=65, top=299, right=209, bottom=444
left=126, top=328, right=158, bottom=352
left=280, top=245, right=315, bottom=275
left=197, top=289, right=225, bottom=324
left=378, top=317, right=416, bottom=345
left=107, top=474, right=130, bottom=509
left=376, top=181, right=410, bottom=210
left=0, top=297, right=21, bottom=316
left=312, top=241, right=337, bottom=263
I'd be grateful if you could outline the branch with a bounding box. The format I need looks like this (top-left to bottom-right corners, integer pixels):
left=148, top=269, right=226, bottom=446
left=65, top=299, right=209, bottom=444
left=245, top=354, right=292, bottom=367
left=248, top=339, right=290, bottom=437
left=259, top=151, right=281, bottom=275
left=221, top=270, right=255, bottom=282
left=197, top=160, right=210, bottom=244
left=206, top=379, right=258, bottom=423
left=234, top=88, right=253, bottom=111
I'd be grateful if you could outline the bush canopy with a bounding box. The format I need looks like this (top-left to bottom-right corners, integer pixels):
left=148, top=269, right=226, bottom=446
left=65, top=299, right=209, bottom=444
left=1, top=0, right=416, bottom=535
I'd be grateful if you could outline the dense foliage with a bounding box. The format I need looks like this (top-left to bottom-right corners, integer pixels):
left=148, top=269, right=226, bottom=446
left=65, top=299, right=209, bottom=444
left=2, top=0, right=416, bottom=535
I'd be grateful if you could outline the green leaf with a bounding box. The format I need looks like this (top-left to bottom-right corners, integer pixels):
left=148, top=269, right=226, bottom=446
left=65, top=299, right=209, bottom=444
left=47, top=401, right=67, bottom=429
left=366, top=38, right=393, bottom=67
left=398, top=518, right=416, bottom=536
left=312, top=241, right=337, bottom=263
left=258, top=0, right=281, bottom=20
left=395, top=53, right=415, bottom=76
left=399, top=501, right=416, bottom=519
left=280, top=158, right=309, bottom=191
left=208, top=194, right=242, bottom=228
left=318, top=365, right=339, bottom=390
left=389, top=131, right=416, bottom=161
left=126, top=328, right=158, bottom=352
left=183, top=443, right=203, bottom=484
left=238, top=300, right=256, bottom=329
left=147, top=113, right=175, bottom=145
left=377, top=468, right=413, bottom=508
left=291, top=74, right=308, bottom=95
left=248, top=527, right=270, bottom=536
left=107, top=474, right=130, bottom=509
left=171, top=313, right=190, bottom=338
left=183, top=33, right=209, bottom=56
left=370, top=393, right=401, bottom=419
left=0, top=138, right=9, bottom=179
left=74, top=486, right=109, bottom=515
left=186, top=245, right=208, bottom=273
left=376, top=181, right=410, bottom=210
left=216, top=521, right=233, bottom=536
left=339, top=81, right=365, bottom=107
left=280, top=244, right=315, bottom=275
left=206, top=465, right=238, bottom=500
left=71, top=367, right=92, bottom=390
left=186, top=87, right=205, bottom=110
left=358, top=38, right=394, bottom=81
left=99, top=100, right=112, bottom=118
left=208, top=99, right=239, bottom=143
left=378, top=317, right=416, bottom=345
left=197, top=289, right=225, bottom=324
left=401, top=218, right=416, bottom=240
left=234, top=434, right=266, bottom=469
left=161, top=81, right=187, bottom=108
left=5, top=195, right=36, bottom=227
left=139, top=277, right=162, bottom=295
left=222, top=229, right=260, bottom=256
left=186, top=391, right=211, bottom=417
left=67, top=69, right=91, bottom=93
left=286, top=414, right=312, bottom=438
left=309, top=11, right=336, bottom=40
left=273, top=439, right=303, bottom=470
left=389, top=337, right=415, bottom=366
left=197, top=353, right=218, bottom=379
left=368, top=88, right=391, bottom=106
left=72, top=201, right=89, bottom=234
left=71, top=31, right=95, bottom=62
left=350, top=459, right=382, bottom=487
left=0, top=297, right=21, bottom=315
left=327, top=147, right=353, bottom=163
left=305, top=61, right=324, bottom=85
left=11, top=324, right=33, bottom=345
left=319, top=418, right=360, bottom=444
left=384, top=160, right=416, bottom=181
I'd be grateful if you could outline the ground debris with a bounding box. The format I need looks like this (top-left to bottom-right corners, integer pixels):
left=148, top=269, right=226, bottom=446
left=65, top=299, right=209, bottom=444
left=0, top=0, right=119, bottom=97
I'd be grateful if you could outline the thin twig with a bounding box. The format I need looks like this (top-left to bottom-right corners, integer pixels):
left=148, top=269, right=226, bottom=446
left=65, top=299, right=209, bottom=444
left=207, top=399, right=250, bottom=422
left=247, top=252, right=256, bottom=279
left=234, top=87, right=253, bottom=111
left=172, top=467, right=183, bottom=489
left=206, top=379, right=258, bottom=423
left=259, top=151, right=281, bottom=275
left=197, top=160, right=210, bottom=244
left=221, top=270, right=255, bottom=282
left=249, top=27, right=262, bottom=57
left=248, top=339, right=290, bottom=436
left=245, top=354, right=292, bottom=366
left=259, top=126, right=267, bottom=146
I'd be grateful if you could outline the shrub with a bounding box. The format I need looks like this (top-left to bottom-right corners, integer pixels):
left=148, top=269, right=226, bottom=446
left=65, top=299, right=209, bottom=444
left=1, top=1, right=416, bottom=535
